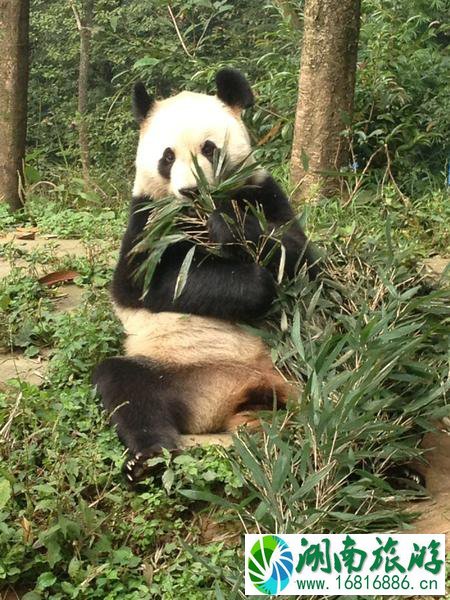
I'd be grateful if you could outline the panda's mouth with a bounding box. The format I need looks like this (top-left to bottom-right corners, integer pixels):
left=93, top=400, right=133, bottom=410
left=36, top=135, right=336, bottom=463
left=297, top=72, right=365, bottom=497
left=178, top=187, right=199, bottom=200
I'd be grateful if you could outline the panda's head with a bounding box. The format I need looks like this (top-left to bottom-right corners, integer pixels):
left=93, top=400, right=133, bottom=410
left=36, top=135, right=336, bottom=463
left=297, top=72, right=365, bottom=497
left=132, top=68, right=254, bottom=199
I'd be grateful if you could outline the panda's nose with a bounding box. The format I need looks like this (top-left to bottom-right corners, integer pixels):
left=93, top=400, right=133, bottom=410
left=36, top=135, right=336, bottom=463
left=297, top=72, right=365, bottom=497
left=178, top=187, right=198, bottom=199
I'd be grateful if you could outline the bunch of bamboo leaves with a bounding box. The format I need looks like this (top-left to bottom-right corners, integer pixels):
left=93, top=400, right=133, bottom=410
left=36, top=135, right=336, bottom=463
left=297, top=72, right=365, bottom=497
left=182, top=239, right=450, bottom=599
left=131, top=149, right=289, bottom=299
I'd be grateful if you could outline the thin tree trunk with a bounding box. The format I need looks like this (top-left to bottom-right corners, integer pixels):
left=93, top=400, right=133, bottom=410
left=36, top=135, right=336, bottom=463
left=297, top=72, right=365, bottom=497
left=291, top=0, right=361, bottom=201
left=273, top=0, right=302, bottom=31
left=71, top=0, right=93, bottom=186
left=0, top=0, right=30, bottom=211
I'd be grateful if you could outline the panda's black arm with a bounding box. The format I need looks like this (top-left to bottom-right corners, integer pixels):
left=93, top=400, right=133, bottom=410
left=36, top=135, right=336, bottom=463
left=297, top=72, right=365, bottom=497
left=143, top=242, right=276, bottom=321
left=209, top=174, right=321, bottom=279
left=233, top=173, right=296, bottom=223
left=112, top=196, right=276, bottom=321
left=112, top=196, right=153, bottom=308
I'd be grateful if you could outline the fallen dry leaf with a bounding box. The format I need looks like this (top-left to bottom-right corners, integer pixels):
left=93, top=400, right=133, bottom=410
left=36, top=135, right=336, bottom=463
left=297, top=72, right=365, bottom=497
left=38, top=270, right=80, bottom=286
left=15, top=226, right=38, bottom=240
left=21, top=517, right=32, bottom=544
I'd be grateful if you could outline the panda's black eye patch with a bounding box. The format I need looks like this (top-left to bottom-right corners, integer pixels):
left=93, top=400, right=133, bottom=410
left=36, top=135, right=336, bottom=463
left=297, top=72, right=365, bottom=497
left=201, top=140, right=217, bottom=162
left=158, top=147, right=175, bottom=180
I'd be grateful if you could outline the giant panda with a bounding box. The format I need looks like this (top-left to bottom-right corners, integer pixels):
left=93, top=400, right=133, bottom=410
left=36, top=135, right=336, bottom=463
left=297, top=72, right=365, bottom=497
left=93, top=68, right=320, bottom=484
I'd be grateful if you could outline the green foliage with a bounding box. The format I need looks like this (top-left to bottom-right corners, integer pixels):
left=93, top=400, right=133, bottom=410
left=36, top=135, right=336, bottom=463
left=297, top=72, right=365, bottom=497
left=47, top=292, right=122, bottom=387
left=0, top=268, right=55, bottom=350
left=24, top=194, right=126, bottom=240
left=234, top=279, right=449, bottom=532
left=0, top=205, right=21, bottom=232
left=355, top=0, right=450, bottom=189
left=28, top=0, right=448, bottom=189
left=0, top=374, right=241, bottom=598
left=311, top=186, right=450, bottom=257
left=28, top=0, right=279, bottom=181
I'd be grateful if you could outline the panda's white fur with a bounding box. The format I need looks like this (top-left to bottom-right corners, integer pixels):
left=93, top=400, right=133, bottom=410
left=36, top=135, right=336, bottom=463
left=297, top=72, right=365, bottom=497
left=133, top=91, right=253, bottom=199
left=116, top=306, right=268, bottom=367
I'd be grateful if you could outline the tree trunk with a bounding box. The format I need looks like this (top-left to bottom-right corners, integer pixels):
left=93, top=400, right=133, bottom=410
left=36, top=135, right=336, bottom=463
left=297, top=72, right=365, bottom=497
left=291, top=0, right=361, bottom=201
left=0, top=0, right=30, bottom=211
left=72, top=0, right=93, bottom=186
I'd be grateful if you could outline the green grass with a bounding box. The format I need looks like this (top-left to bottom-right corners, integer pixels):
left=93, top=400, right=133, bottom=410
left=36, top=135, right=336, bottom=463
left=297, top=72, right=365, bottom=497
left=0, top=182, right=449, bottom=599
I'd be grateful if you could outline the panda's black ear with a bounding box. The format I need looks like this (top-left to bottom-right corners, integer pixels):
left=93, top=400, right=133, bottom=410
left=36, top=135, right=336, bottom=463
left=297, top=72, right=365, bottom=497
left=215, top=68, right=254, bottom=110
left=132, top=82, right=154, bottom=124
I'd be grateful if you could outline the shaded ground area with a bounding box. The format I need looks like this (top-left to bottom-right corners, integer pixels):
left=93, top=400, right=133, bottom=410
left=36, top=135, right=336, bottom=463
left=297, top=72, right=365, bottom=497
left=0, top=352, right=49, bottom=386
left=0, top=234, right=87, bottom=279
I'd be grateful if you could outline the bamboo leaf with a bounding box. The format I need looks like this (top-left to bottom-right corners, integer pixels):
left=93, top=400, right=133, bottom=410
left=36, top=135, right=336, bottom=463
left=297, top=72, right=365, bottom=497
left=277, top=244, right=286, bottom=283
left=173, top=246, right=196, bottom=300
left=290, top=463, right=335, bottom=501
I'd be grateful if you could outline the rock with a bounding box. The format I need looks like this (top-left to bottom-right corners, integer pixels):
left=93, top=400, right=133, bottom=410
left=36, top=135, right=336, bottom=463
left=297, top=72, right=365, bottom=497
left=422, top=255, right=450, bottom=280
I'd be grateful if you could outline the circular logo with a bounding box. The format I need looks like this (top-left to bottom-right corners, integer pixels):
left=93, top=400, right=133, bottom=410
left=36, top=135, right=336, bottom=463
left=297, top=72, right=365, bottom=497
left=248, top=535, right=294, bottom=594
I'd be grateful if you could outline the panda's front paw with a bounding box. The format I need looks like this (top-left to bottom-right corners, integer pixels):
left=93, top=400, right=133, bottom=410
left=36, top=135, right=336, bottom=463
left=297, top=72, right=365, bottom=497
left=207, top=209, right=235, bottom=245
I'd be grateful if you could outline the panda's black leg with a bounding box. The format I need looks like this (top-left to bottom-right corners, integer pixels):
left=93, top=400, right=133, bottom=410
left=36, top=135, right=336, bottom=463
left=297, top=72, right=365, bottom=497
left=92, top=356, right=190, bottom=484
